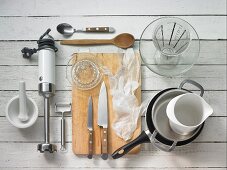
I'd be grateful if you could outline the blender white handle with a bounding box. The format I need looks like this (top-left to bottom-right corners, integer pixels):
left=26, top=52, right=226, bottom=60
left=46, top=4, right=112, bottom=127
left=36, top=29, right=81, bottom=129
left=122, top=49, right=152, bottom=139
left=38, top=49, right=55, bottom=85
left=18, top=81, right=29, bottom=121
left=179, top=79, right=204, bottom=97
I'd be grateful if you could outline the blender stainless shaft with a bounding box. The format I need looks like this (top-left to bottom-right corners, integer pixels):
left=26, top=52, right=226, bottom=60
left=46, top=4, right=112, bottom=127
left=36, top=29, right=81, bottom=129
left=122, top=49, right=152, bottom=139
left=44, top=97, right=50, bottom=144
left=37, top=82, right=56, bottom=153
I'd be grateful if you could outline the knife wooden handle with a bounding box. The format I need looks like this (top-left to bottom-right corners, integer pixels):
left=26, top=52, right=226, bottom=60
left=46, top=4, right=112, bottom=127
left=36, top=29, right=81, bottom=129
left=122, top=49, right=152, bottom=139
left=86, top=27, right=114, bottom=33
left=87, top=130, right=93, bottom=159
left=101, top=128, right=108, bottom=160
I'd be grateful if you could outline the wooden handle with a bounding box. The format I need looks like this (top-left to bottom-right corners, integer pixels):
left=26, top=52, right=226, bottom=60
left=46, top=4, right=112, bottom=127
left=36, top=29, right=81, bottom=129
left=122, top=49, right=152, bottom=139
left=60, top=39, right=112, bottom=45
left=86, top=27, right=113, bottom=33
left=101, top=128, right=108, bottom=160
left=87, top=130, right=93, bottom=159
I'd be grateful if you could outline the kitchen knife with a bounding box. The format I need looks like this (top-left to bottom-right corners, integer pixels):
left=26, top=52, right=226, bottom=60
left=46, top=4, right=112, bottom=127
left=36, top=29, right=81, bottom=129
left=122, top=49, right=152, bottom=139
left=98, top=82, right=108, bottom=160
left=87, top=96, right=93, bottom=159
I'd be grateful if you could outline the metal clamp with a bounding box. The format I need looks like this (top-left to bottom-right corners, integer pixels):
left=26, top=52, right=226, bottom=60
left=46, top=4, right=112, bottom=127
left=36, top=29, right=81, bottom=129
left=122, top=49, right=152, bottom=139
left=179, top=79, right=204, bottom=97
left=146, top=130, right=177, bottom=152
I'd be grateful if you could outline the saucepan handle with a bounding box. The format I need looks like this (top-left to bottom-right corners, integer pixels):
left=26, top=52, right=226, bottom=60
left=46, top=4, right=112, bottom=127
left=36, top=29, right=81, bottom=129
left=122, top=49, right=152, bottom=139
left=179, top=79, right=204, bottom=97
left=111, top=131, right=150, bottom=159
left=149, top=130, right=177, bottom=152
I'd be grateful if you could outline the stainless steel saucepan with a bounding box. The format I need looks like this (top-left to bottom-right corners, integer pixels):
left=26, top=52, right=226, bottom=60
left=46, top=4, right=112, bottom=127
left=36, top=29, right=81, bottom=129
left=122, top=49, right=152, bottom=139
left=112, top=79, right=205, bottom=159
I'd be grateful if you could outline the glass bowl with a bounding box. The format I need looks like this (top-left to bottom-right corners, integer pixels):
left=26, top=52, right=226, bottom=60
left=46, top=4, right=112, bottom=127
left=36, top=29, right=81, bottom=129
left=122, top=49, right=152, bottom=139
left=139, top=17, right=200, bottom=77
left=66, top=53, right=102, bottom=90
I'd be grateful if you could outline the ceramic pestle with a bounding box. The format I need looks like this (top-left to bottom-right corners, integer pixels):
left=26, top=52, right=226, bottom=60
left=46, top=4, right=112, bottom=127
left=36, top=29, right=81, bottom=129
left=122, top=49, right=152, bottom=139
left=18, top=81, right=29, bottom=122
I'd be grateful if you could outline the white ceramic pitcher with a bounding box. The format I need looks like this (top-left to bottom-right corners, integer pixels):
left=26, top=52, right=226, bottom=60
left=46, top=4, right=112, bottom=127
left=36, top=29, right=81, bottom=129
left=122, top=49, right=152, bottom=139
left=166, top=93, right=213, bottom=135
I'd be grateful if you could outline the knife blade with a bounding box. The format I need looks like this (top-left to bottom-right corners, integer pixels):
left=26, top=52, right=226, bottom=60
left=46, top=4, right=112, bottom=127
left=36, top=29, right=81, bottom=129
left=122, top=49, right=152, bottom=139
left=98, top=82, right=108, bottom=160
left=87, top=96, right=93, bottom=159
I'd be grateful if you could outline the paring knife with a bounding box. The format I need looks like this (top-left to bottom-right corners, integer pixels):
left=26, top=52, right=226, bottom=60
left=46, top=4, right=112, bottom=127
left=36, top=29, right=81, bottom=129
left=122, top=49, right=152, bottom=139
left=98, top=82, right=108, bottom=160
left=87, top=96, right=93, bottom=159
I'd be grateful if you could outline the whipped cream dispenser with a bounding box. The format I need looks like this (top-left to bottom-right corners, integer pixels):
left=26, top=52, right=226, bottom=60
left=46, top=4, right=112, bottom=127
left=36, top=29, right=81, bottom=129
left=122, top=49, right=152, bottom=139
left=22, top=29, right=58, bottom=153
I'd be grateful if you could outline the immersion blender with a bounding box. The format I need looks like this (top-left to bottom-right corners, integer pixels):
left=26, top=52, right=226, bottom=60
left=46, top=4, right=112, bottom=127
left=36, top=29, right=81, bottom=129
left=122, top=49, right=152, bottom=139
left=21, top=29, right=58, bottom=153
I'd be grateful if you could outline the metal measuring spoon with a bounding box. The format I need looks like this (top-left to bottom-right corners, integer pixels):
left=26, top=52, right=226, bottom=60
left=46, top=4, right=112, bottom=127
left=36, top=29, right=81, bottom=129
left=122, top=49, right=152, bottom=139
left=57, top=23, right=115, bottom=36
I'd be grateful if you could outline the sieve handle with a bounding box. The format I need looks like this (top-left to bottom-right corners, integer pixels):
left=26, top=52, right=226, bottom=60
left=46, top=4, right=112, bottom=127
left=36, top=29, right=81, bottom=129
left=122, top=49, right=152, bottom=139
left=149, top=130, right=177, bottom=152
left=179, top=79, right=204, bottom=97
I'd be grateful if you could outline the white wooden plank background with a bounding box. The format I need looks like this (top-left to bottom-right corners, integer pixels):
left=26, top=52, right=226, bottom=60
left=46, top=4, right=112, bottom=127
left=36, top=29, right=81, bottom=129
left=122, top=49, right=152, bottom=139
left=0, top=0, right=226, bottom=169
left=0, top=41, right=226, bottom=65
left=0, top=16, right=226, bottom=40
left=0, top=0, right=226, bottom=16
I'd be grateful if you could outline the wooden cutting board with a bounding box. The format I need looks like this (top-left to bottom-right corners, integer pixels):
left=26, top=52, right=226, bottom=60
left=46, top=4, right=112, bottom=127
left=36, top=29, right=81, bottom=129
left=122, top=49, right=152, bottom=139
left=71, top=52, right=141, bottom=155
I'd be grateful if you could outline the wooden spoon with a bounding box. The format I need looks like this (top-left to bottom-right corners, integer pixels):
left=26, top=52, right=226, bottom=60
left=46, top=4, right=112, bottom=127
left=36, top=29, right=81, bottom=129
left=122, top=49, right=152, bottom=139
left=60, top=33, right=135, bottom=48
